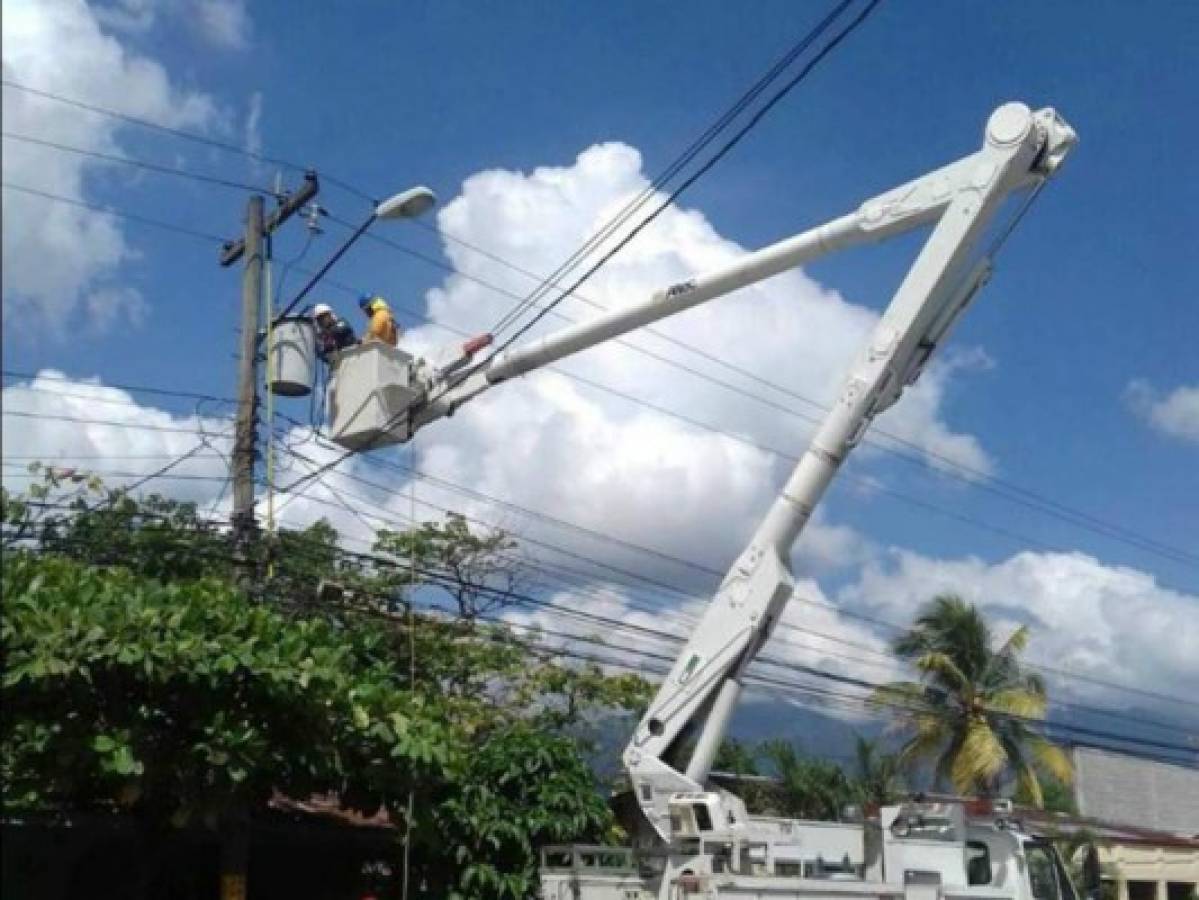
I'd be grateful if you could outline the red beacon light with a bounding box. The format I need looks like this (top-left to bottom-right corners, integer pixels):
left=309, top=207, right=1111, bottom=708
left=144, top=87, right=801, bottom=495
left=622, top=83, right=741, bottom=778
left=462, top=333, right=493, bottom=357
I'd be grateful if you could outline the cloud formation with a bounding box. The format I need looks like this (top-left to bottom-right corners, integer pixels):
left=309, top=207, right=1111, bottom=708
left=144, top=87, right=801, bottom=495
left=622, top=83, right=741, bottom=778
left=95, top=0, right=251, bottom=48
left=192, top=0, right=251, bottom=50
left=1, top=0, right=224, bottom=334
left=839, top=548, right=1199, bottom=720
left=1, top=370, right=234, bottom=504
left=1125, top=379, right=1199, bottom=445
left=404, top=142, right=992, bottom=587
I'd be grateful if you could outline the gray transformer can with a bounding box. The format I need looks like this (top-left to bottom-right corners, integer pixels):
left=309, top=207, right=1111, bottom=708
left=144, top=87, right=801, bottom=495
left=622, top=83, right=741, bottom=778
left=268, top=317, right=316, bottom=397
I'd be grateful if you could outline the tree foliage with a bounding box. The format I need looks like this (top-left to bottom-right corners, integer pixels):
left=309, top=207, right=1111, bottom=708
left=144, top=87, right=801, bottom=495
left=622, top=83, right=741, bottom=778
left=1, top=553, right=452, bottom=825
left=852, top=736, right=904, bottom=808
left=760, top=740, right=857, bottom=820
left=1, top=472, right=652, bottom=898
left=707, top=737, right=901, bottom=820
left=373, top=513, right=523, bottom=620
left=873, top=595, right=1072, bottom=806
left=427, top=727, right=612, bottom=899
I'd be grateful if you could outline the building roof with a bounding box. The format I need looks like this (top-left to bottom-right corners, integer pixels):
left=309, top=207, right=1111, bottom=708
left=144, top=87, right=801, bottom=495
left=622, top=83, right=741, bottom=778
left=1072, top=747, right=1199, bottom=837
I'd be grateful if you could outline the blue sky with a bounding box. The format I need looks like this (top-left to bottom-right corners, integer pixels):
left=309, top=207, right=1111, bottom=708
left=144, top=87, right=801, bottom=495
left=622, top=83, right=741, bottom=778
left=3, top=0, right=1198, bottom=750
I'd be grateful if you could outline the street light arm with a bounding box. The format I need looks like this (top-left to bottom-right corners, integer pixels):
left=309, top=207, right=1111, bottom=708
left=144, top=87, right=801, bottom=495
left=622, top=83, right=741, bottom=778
left=272, top=209, right=377, bottom=326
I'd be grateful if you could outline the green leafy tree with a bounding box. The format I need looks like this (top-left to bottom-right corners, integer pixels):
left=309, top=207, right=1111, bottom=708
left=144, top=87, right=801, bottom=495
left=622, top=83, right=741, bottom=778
left=1, top=552, right=454, bottom=825
left=426, top=726, right=612, bottom=899
left=1014, top=772, right=1076, bottom=814
left=373, top=513, right=523, bottom=620
left=707, top=738, right=776, bottom=813
left=713, top=738, right=760, bottom=777
left=760, top=740, right=856, bottom=821
left=874, top=595, right=1072, bottom=807
left=1, top=473, right=651, bottom=899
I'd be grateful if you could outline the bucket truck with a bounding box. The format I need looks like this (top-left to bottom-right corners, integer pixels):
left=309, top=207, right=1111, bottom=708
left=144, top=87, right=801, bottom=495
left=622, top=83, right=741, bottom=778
left=324, top=102, right=1082, bottom=898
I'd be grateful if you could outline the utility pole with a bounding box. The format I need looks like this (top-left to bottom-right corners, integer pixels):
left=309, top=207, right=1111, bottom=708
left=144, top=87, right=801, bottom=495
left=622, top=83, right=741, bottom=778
left=220, top=173, right=319, bottom=588
left=230, top=193, right=264, bottom=582
left=217, top=172, right=319, bottom=900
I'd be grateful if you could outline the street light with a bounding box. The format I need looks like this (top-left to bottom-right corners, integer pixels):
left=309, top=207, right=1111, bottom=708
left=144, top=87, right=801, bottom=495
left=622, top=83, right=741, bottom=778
left=273, top=183, right=437, bottom=324
left=375, top=185, right=436, bottom=221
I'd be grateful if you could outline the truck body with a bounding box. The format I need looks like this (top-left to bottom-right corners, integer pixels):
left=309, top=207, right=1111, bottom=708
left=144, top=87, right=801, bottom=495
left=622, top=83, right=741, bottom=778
left=540, top=800, right=1081, bottom=900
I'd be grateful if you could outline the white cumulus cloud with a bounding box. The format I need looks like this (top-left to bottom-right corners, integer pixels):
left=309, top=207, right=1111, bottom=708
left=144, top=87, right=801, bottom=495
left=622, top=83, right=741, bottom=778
left=399, top=142, right=993, bottom=587
left=192, top=0, right=250, bottom=50
left=1, top=371, right=234, bottom=505
left=95, top=0, right=251, bottom=48
left=1, top=0, right=225, bottom=335
left=1125, top=379, right=1199, bottom=445
left=839, top=548, right=1199, bottom=721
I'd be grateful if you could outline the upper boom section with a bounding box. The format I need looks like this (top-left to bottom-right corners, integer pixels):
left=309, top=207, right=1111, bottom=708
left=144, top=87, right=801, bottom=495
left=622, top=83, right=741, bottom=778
left=383, top=106, right=1069, bottom=443
left=325, top=105, right=1074, bottom=453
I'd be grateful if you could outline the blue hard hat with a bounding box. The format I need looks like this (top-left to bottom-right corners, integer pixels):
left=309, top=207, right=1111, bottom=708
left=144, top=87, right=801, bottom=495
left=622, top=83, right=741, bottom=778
left=357, top=294, right=373, bottom=311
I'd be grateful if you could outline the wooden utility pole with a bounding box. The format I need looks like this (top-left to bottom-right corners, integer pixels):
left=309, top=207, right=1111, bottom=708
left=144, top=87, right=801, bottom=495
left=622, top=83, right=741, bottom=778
left=230, top=192, right=264, bottom=576
left=220, top=173, right=319, bottom=588
left=217, top=174, right=319, bottom=900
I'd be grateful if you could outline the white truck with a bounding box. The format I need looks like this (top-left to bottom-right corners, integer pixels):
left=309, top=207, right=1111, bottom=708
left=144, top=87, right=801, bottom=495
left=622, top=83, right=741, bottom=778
left=321, top=101, right=1085, bottom=900
left=538, top=798, right=1094, bottom=900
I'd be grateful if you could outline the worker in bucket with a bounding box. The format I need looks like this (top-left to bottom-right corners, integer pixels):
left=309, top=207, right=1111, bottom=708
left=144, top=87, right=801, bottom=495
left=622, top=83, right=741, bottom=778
left=359, top=294, right=399, bottom=347
left=312, top=303, right=357, bottom=362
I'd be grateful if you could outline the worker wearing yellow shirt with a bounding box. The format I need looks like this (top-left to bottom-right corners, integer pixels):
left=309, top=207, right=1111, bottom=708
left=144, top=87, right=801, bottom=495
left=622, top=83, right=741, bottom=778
left=358, top=295, right=399, bottom=347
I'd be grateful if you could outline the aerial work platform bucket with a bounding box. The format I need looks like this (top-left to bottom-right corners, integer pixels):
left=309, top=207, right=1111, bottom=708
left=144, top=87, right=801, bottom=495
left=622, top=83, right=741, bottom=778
left=328, top=343, right=420, bottom=451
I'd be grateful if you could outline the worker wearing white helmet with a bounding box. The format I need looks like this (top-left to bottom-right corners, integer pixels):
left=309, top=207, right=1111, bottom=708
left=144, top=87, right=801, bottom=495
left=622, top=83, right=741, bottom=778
left=312, top=302, right=357, bottom=362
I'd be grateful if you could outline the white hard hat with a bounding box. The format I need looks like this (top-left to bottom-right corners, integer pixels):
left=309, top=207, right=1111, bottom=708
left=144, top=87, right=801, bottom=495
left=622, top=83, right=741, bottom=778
left=312, top=303, right=333, bottom=318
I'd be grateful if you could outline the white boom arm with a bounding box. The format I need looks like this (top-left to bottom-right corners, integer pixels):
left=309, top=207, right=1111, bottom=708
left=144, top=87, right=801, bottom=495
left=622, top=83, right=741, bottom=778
left=342, top=102, right=1075, bottom=839
left=621, top=102, right=1074, bottom=840
left=403, top=104, right=1071, bottom=443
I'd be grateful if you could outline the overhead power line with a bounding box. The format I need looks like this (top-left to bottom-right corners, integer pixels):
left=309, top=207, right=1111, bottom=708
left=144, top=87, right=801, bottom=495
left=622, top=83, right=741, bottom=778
left=11, top=503, right=1199, bottom=760
left=494, top=0, right=884, bottom=354
left=1, top=131, right=276, bottom=195
left=1, top=409, right=234, bottom=438
left=1, top=383, right=229, bottom=416
left=488, top=0, right=862, bottom=339
left=264, top=433, right=1199, bottom=714
left=2, top=454, right=228, bottom=462
left=2, top=182, right=227, bottom=244
left=1, top=79, right=373, bottom=204
left=1, top=369, right=235, bottom=406
left=0, top=462, right=229, bottom=483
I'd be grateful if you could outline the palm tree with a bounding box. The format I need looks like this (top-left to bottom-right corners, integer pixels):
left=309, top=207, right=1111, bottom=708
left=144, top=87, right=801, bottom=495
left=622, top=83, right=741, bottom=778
left=873, top=595, right=1072, bottom=807
left=852, top=736, right=903, bottom=808
left=761, top=740, right=856, bottom=821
